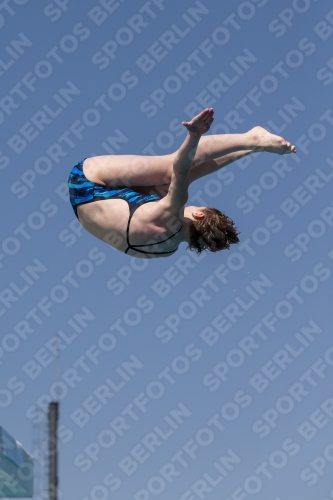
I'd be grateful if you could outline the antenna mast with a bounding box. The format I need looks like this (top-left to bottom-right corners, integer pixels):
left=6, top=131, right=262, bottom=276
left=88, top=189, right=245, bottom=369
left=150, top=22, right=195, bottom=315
left=47, top=402, right=58, bottom=500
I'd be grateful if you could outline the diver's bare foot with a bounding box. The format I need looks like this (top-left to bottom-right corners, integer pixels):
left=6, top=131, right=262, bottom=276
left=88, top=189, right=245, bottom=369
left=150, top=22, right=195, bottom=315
left=249, top=126, right=297, bottom=154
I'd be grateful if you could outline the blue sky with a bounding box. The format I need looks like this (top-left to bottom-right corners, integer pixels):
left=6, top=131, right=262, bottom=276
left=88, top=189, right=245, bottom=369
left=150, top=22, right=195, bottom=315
left=1, top=1, right=333, bottom=499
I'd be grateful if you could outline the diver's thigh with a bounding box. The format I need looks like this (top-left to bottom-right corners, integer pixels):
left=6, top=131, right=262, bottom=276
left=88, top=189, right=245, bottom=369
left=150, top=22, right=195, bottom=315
left=83, top=154, right=175, bottom=187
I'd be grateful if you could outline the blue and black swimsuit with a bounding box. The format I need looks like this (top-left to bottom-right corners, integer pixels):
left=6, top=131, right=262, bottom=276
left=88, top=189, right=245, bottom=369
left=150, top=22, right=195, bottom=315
left=68, top=159, right=182, bottom=256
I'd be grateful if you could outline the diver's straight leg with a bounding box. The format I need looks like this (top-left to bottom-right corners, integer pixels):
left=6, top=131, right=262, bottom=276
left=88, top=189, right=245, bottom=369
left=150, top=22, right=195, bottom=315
left=82, top=154, right=175, bottom=187
left=189, top=149, right=254, bottom=183
left=191, top=134, right=253, bottom=166
left=191, top=127, right=296, bottom=166
left=83, top=127, right=295, bottom=187
left=131, top=150, right=255, bottom=198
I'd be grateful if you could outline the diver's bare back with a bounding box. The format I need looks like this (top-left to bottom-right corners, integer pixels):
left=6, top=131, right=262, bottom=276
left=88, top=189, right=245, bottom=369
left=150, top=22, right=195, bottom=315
left=77, top=192, right=181, bottom=258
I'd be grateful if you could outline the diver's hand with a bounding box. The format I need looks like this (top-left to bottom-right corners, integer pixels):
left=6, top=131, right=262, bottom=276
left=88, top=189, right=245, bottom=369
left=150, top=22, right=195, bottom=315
left=182, top=108, right=214, bottom=136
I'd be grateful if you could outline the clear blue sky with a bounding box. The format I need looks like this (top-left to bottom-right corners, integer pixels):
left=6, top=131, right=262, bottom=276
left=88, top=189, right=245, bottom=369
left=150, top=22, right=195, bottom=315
left=2, top=1, right=333, bottom=499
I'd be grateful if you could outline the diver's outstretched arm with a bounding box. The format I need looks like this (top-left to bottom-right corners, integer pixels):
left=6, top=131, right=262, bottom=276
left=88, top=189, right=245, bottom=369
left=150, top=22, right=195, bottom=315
left=162, top=109, right=214, bottom=212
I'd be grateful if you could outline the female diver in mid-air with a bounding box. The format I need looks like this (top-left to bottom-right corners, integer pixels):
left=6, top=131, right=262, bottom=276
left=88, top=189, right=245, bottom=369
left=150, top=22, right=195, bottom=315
left=68, top=108, right=296, bottom=258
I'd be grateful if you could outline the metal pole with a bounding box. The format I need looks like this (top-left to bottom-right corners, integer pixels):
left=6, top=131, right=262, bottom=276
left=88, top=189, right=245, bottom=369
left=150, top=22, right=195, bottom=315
left=48, top=402, right=58, bottom=500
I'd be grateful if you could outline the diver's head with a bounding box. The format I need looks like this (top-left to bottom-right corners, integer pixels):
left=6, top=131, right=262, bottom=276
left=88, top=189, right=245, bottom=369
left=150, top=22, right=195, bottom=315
left=184, top=206, right=240, bottom=253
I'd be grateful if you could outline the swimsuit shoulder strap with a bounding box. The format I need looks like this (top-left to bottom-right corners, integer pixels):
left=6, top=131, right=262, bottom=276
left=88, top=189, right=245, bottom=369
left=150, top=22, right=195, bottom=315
left=125, top=206, right=183, bottom=256
left=130, top=223, right=183, bottom=249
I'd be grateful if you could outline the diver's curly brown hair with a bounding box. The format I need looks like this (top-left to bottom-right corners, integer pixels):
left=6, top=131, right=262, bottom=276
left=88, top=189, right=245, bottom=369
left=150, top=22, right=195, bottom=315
left=188, top=207, right=240, bottom=253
